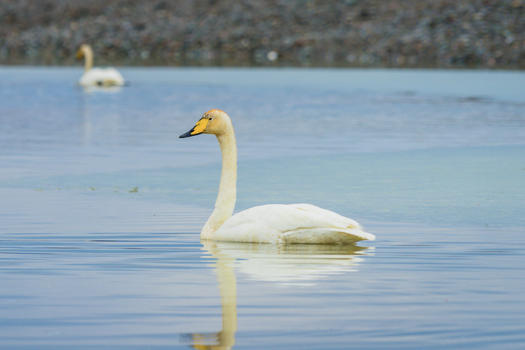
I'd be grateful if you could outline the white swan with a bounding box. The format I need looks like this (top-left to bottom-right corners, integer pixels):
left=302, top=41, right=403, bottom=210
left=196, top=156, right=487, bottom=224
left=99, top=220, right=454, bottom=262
left=179, top=109, right=375, bottom=244
left=76, top=44, right=125, bottom=87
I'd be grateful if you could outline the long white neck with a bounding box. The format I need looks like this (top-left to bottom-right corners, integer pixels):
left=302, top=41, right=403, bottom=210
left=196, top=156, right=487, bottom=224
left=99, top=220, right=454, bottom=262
left=201, top=123, right=237, bottom=239
left=83, top=47, right=94, bottom=72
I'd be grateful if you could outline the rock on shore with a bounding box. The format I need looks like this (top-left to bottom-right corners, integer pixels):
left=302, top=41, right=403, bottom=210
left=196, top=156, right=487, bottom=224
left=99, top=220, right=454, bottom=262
left=1, top=0, right=523, bottom=68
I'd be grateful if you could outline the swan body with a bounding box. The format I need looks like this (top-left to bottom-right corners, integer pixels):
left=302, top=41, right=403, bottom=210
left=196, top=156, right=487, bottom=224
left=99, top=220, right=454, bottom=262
left=79, top=67, right=125, bottom=87
left=179, top=109, right=375, bottom=244
left=76, top=44, right=125, bottom=87
left=214, top=203, right=374, bottom=244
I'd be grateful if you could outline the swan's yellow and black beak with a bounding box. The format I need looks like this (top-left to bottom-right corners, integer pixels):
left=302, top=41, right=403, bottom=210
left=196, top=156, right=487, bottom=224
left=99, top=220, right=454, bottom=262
left=76, top=49, right=84, bottom=59
left=179, top=117, right=209, bottom=138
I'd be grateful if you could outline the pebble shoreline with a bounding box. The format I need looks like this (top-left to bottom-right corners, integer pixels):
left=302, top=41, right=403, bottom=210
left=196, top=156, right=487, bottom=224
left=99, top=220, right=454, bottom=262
left=1, top=0, right=523, bottom=68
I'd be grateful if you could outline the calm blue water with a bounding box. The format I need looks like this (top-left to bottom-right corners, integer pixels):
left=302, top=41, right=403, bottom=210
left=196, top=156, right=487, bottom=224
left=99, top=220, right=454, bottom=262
left=1, top=67, right=524, bottom=349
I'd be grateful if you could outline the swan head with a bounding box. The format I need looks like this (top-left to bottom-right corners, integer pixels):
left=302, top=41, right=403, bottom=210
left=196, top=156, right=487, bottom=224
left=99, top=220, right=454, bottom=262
left=76, top=44, right=92, bottom=59
left=179, top=109, right=232, bottom=138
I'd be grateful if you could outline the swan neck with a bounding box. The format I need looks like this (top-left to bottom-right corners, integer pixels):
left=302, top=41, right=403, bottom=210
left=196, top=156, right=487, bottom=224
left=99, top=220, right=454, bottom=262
left=216, top=130, right=237, bottom=213
left=83, top=47, right=93, bottom=72
left=201, top=124, right=237, bottom=239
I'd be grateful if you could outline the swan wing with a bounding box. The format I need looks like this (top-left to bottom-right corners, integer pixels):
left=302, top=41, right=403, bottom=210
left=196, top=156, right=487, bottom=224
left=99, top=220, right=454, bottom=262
left=213, top=203, right=375, bottom=244
left=79, top=68, right=125, bottom=86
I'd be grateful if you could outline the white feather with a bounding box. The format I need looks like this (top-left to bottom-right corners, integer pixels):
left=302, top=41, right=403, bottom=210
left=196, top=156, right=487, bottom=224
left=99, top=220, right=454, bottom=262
left=214, top=203, right=375, bottom=244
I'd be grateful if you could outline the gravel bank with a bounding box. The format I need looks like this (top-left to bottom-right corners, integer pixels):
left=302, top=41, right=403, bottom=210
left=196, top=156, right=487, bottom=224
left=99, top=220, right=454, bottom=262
left=1, top=0, right=523, bottom=68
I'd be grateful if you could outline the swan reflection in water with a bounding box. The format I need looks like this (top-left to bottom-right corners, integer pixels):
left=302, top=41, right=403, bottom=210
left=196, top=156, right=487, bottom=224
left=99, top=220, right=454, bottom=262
left=182, top=241, right=373, bottom=349
left=80, top=85, right=122, bottom=93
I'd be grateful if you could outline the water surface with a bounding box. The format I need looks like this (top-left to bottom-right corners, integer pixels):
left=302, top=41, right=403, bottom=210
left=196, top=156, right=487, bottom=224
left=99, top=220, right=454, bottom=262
left=1, top=67, right=524, bottom=349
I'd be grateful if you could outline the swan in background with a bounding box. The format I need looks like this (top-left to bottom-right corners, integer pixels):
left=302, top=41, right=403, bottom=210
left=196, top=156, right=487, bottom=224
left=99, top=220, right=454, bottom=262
left=76, top=44, right=125, bottom=87
left=179, top=109, right=375, bottom=244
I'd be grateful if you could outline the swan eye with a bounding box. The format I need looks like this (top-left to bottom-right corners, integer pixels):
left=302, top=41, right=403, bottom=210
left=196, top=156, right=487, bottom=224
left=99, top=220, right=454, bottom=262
left=208, top=117, right=213, bottom=120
